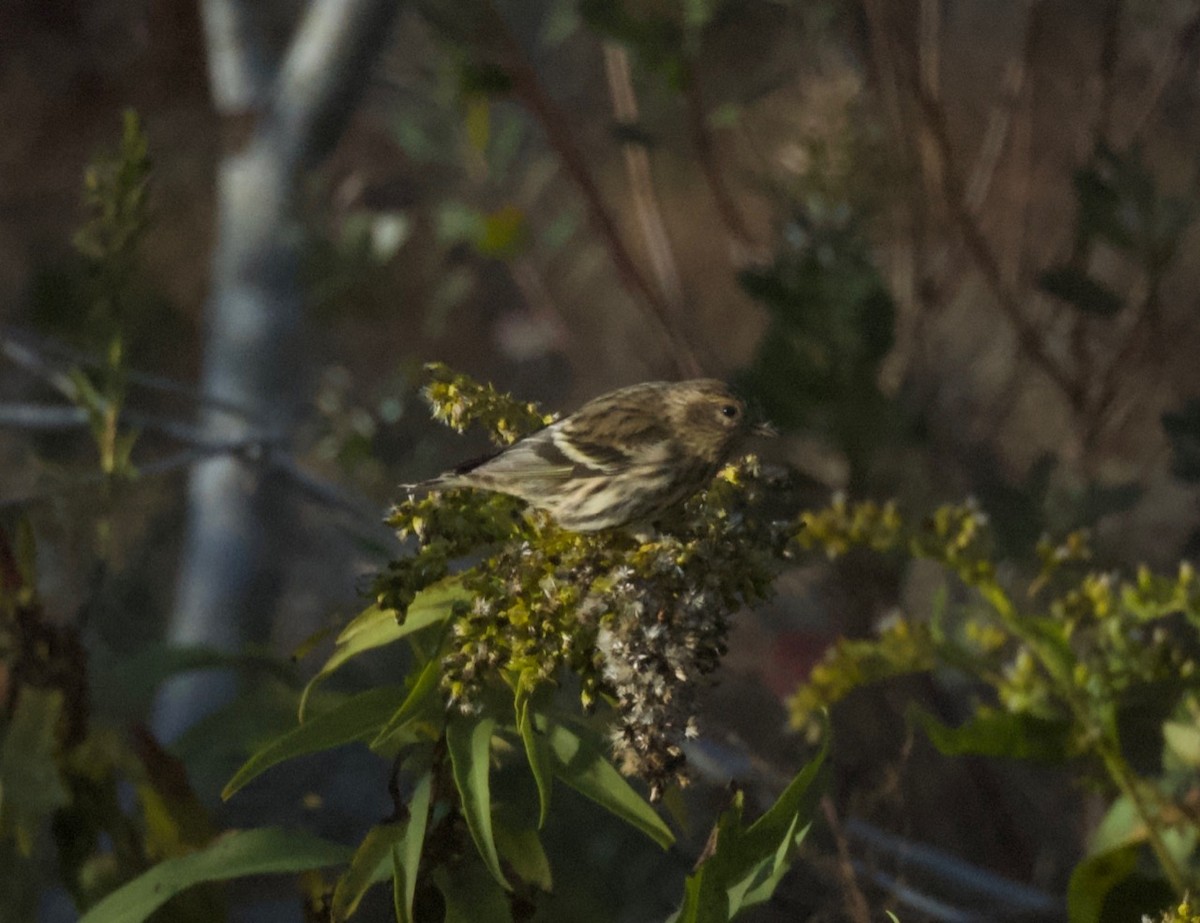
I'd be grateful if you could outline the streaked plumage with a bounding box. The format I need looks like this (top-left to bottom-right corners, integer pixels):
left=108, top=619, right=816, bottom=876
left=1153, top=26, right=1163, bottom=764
left=406, top=379, right=772, bottom=531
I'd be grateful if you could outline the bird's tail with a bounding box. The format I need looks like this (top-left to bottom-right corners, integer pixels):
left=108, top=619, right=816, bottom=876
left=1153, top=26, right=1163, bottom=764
left=397, top=474, right=460, bottom=495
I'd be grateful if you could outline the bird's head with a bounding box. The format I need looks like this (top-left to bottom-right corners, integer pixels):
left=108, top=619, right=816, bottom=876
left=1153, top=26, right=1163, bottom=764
left=670, top=379, right=776, bottom=463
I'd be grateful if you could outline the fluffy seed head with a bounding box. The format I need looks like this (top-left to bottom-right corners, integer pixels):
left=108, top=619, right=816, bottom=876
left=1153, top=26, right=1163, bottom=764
left=411, top=379, right=770, bottom=531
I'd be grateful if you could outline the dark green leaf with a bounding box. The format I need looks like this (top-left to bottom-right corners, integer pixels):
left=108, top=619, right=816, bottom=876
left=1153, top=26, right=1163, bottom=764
left=370, top=656, right=446, bottom=752
left=1163, top=399, right=1200, bottom=483
left=447, top=713, right=509, bottom=889
left=673, top=731, right=829, bottom=922
left=78, top=828, right=354, bottom=923
left=544, top=718, right=674, bottom=849
left=1067, top=843, right=1139, bottom=923
left=223, top=686, right=411, bottom=799
left=433, top=860, right=513, bottom=923
left=1038, top=267, right=1124, bottom=316
left=392, top=771, right=433, bottom=923
left=331, top=822, right=409, bottom=921
left=911, top=705, right=1072, bottom=764
left=457, top=61, right=514, bottom=96
left=516, top=691, right=553, bottom=828
left=494, top=812, right=553, bottom=892
left=0, top=688, right=69, bottom=852
left=300, top=580, right=468, bottom=716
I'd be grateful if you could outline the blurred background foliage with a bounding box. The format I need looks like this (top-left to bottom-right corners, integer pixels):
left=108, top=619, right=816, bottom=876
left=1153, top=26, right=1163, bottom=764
left=4, top=0, right=1200, bottom=920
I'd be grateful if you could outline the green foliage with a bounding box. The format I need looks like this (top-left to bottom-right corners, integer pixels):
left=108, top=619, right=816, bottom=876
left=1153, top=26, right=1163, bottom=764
left=1039, top=144, right=1195, bottom=319
left=70, top=109, right=153, bottom=480
left=1163, top=398, right=1200, bottom=483
left=204, top=367, right=826, bottom=921
left=670, top=726, right=828, bottom=923
left=789, top=496, right=1200, bottom=914
left=0, top=687, right=70, bottom=854
left=0, top=519, right=231, bottom=918
left=77, top=828, right=354, bottom=923
left=736, top=206, right=898, bottom=484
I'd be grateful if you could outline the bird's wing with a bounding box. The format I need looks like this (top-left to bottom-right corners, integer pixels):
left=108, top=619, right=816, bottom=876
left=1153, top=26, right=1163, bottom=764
left=556, top=392, right=674, bottom=469
left=459, top=422, right=586, bottom=484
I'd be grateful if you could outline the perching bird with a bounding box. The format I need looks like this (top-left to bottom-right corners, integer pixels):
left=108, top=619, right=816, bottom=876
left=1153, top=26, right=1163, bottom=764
left=405, top=379, right=774, bottom=532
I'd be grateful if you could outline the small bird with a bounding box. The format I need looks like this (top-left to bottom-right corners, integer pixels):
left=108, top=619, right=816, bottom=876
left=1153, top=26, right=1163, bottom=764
left=406, top=379, right=774, bottom=532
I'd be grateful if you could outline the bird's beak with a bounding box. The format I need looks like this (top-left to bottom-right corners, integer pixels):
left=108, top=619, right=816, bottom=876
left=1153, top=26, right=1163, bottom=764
left=752, top=421, right=779, bottom=438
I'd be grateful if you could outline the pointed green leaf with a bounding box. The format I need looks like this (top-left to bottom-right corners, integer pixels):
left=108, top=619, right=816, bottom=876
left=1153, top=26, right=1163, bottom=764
left=494, top=811, right=553, bottom=892
left=516, top=692, right=553, bottom=828
left=1066, top=843, right=1138, bottom=923
left=0, top=688, right=69, bottom=854
left=300, top=581, right=468, bottom=717
left=910, top=705, right=1072, bottom=764
left=392, top=771, right=433, bottom=923
left=1039, top=266, right=1124, bottom=317
left=675, top=730, right=829, bottom=922
left=370, top=656, right=445, bottom=752
left=79, top=828, right=354, bottom=923
left=544, top=718, right=673, bottom=849
left=446, top=714, right=509, bottom=889
left=223, top=686, right=410, bottom=799
left=433, top=860, right=513, bottom=923
left=1164, top=719, right=1200, bottom=768
left=13, top=517, right=38, bottom=591
left=332, top=822, right=408, bottom=921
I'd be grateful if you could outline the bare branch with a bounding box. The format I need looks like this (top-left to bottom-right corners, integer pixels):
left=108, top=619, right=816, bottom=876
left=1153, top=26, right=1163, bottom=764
left=2, top=329, right=257, bottom=419
left=484, top=3, right=703, bottom=378
left=914, top=88, right=1083, bottom=410
left=681, top=66, right=761, bottom=259
left=602, top=43, right=685, bottom=313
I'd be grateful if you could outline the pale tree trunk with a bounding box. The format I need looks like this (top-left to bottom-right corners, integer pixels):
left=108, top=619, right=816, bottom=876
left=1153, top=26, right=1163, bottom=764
left=154, top=0, right=403, bottom=740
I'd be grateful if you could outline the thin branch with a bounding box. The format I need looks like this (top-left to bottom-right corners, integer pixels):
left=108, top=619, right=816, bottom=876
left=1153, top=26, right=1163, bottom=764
left=0, top=429, right=386, bottom=530
left=965, top=0, right=1040, bottom=214
left=821, top=796, right=872, bottom=923
left=914, top=88, right=1083, bottom=410
left=681, top=65, right=760, bottom=258
left=1123, top=5, right=1200, bottom=148
left=484, top=3, right=703, bottom=378
left=1094, top=0, right=1123, bottom=145
left=1, top=330, right=256, bottom=420
left=602, top=42, right=685, bottom=312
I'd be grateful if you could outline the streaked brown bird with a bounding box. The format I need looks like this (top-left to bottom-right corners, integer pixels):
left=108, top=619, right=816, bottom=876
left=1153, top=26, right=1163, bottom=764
left=406, top=379, right=774, bottom=532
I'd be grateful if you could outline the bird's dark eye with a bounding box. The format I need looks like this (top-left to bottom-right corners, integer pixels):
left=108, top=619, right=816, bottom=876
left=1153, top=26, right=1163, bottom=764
left=720, top=404, right=740, bottom=419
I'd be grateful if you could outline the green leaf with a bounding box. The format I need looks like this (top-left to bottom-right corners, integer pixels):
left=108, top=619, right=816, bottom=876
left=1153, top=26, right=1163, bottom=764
left=433, top=860, right=513, bottom=923
left=1163, top=719, right=1200, bottom=767
left=0, top=687, right=69, bottom=854
left=544, top=718, right=674, bottom=849
left=300, top=580, right=468, bottom=717
left=1038, top=266, right=1124, bottom=316
left=446, top=713, right=509, bottom=889
left=1067, top=843, right=1138, bottom=923
left=910, top=705, right=1072, bottom=764
left=13, top=516, right=38, bottom=591
left=392, top=771, right=433, bottom=923
left=332, top=822, right=409, bottom=921
left=673, top=732, right=829, bottom=923
left=465, top=98, right=490, bottom=154
left=1163, top=399, right=1200, bottom=482
left=476, top=205, right=528, bottom=258
left=223, top=686, right=411, bottom=799
left=516, top=690, right=553, bottom=828
left=494, top=810, right=553, bottom=892
left=78, top=828, right=354, bottom=923
left=370, top=656, right=446, bottom=752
